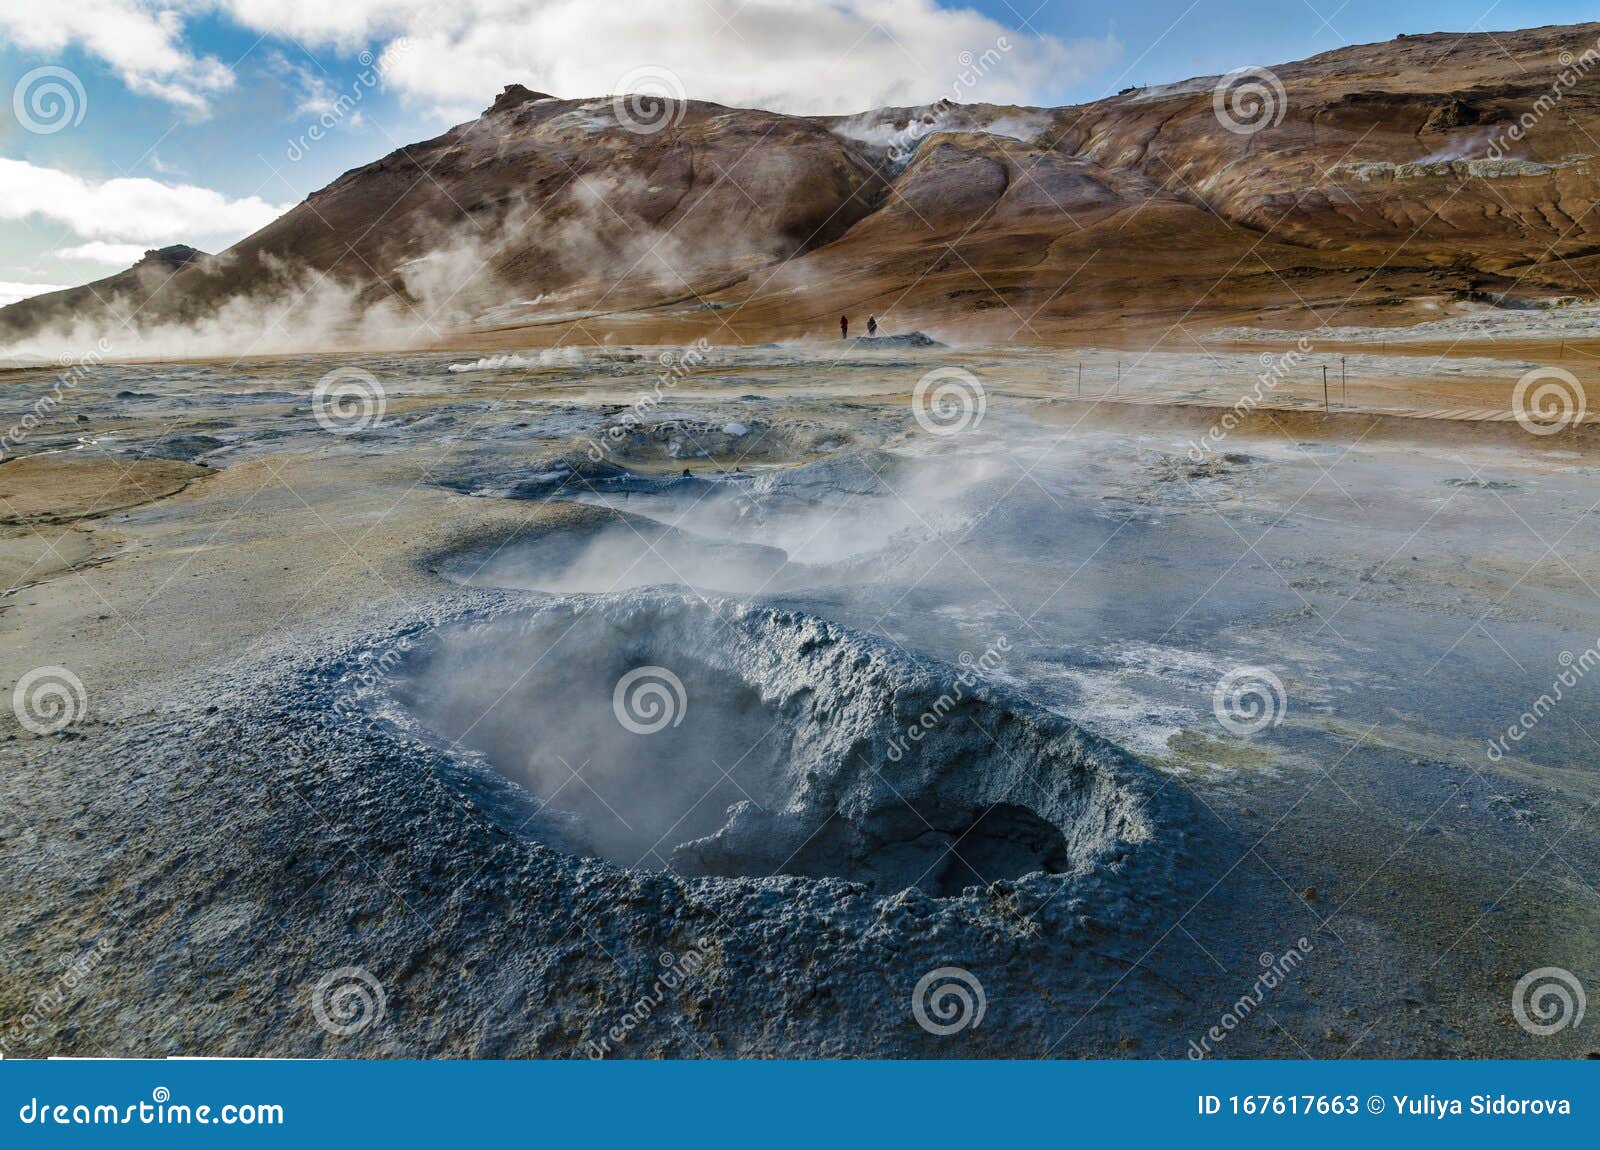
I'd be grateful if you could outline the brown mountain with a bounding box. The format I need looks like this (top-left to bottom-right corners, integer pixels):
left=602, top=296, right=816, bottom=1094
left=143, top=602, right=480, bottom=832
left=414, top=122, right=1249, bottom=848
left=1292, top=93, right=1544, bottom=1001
left=6, top=23, right=1599, bottom=352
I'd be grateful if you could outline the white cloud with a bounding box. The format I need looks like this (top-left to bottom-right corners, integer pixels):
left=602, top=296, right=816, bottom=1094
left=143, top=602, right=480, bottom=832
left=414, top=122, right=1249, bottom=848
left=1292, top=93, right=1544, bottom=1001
left=4, top=1, right=1112, bottom=119
left=0, top=159, right=292, bottom=246
left=0, top=0, right=233, bottom=114
left=266, top=48, right=365, bottom=124
left=56, top=241, right=152, bottom=266
left=359, top=1, right=1111, bottom=117
left=0, top=281, right=72, bottom=308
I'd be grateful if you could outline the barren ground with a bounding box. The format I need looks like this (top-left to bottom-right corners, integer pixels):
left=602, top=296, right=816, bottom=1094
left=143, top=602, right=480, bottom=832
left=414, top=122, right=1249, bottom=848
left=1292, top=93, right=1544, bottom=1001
left=1, top=336, right=1597, bottom=1058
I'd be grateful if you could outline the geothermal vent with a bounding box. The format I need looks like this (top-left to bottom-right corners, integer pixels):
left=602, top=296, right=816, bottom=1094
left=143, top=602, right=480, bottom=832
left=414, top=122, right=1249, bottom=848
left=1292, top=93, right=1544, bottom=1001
left=390, top=592, right=1160, bottom=895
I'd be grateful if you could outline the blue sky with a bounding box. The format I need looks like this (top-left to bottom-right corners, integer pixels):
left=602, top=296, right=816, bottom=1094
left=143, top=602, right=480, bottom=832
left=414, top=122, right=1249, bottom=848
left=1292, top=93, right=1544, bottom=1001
left=0, top=0, right=1591, bottom=302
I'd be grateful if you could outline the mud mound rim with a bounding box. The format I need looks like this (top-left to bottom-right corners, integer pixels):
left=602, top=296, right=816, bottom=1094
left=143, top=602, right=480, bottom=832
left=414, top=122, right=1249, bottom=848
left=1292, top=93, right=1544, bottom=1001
left=332, top=588, right=1186, bottom=900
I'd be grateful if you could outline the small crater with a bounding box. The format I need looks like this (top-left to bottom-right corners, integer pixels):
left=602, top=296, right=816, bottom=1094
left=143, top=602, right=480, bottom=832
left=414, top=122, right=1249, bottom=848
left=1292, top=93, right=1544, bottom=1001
left=387, top=594, right=1165, bottom=895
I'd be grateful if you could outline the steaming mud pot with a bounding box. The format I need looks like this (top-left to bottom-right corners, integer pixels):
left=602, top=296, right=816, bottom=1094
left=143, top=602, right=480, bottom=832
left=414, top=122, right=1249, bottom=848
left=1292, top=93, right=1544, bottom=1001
left=389, top=595, right=1161, bottom=894
left=3, top=344, right=1599, bottom=1058
left=0, top=586, right=1209, bottom=1058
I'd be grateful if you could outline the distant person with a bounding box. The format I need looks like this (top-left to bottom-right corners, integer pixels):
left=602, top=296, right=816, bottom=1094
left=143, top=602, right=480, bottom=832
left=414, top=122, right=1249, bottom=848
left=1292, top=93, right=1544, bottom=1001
left=867, top=315, right=878, bottom=337
left=840, top=315, right=848, bottom=339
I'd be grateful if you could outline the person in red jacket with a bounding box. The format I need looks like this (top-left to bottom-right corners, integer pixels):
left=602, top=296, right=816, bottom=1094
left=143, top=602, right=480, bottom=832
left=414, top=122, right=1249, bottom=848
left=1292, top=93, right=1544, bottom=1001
left=840, top=315, right=848, bottom=339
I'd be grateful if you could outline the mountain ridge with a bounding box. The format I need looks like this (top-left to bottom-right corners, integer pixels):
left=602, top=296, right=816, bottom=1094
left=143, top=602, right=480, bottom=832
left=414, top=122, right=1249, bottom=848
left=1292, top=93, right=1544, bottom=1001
left=6, top=21, right=1599, bottom=355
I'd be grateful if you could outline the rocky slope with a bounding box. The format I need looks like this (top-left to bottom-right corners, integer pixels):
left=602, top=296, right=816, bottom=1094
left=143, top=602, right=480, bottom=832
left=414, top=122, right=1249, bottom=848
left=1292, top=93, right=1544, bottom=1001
left=5, top=23, right=1600, bottom=351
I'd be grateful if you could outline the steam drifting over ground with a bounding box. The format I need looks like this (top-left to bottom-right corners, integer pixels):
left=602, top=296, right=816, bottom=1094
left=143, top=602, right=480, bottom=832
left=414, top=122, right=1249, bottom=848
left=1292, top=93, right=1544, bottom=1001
left=5, top=339, right=1597, bottom=1058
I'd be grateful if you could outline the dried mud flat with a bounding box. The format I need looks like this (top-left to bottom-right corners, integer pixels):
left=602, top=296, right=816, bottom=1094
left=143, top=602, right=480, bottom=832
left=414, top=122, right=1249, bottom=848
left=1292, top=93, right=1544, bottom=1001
left=1, top=341, right=1597, bottom=1059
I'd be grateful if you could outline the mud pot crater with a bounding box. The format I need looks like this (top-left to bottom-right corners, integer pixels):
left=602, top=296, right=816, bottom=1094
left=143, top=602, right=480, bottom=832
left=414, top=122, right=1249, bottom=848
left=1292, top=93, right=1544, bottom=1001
left=385, top=591, right=1167, bottom=895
